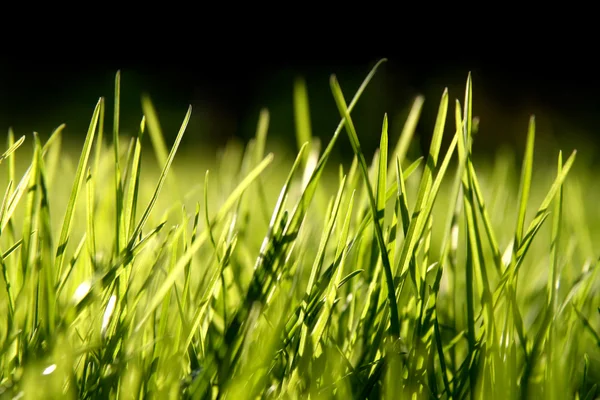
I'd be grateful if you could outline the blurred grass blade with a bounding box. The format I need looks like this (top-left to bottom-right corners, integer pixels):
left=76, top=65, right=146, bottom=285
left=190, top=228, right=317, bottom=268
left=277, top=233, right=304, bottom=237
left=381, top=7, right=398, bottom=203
left=143, top=95, right=180, bottom=194
left=253, top=109, right=269, bottom=167
left=6, top=130, right=16, bottom=199
left=294, top=77, right=313, bottom=166
left=389, top=95, right=424, bottom=171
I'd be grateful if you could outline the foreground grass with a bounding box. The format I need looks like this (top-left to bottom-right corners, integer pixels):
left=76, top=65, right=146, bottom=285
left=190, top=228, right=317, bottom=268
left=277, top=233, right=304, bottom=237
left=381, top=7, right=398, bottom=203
left=1, top=60, right=599, bottom=399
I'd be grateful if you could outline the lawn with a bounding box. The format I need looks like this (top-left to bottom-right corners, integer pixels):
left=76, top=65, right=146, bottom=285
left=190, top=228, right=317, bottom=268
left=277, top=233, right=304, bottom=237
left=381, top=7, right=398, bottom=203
left=0, top=59, right=599, bottom=399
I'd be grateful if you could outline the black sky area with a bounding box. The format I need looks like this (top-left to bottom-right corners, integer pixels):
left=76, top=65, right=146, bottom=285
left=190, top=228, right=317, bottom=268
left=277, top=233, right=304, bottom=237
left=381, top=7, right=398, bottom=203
left=2, top=56, right=596, bottom=111
left=1, top=54, right=599, bottom=163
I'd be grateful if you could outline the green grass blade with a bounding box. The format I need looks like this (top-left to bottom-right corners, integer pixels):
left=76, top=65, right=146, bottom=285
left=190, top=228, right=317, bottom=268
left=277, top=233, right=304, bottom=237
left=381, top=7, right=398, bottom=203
left=396, top=130, right=458, bottom=304
left=545, top=151, right=563, bottom=398
left=6, top=129, right=16, bottom=198
left=204, top=170, right=222, bottom=264
left=284, top=59, right=387, bottom=242
left=548, top=152, right=563, bottom=306
left=86, top=168, right=96, bottom=262
left=21, top=134, right=42, bottom=338
left=521, top=150, right=577, bottom=244
left=297, top=175, right=346, bottom=360
left=123, top=117, right=146, bottom=238
left=1, top=127, right=63, bottom=235
left=312, top=191, right=355, bottom=354
left=144, top=98, right=169, bottom=171
left=21, top=135, right=41, bottom=272
left=43, top=125, right=64, bottom=190
left=468, top=162, right=503, bottom=276
left=294, top=77, right=313, bottom=166
left=113, top=71, right=126, bottom=255
left=395, top=157, right=411, bottom=238
left=2, top=168, right=31, bottom=233
left=0, top=135, right=25, bottom=164
left=0, top=182, right=13, bottom=236
left=351, top=157, right=423, bottom=245
left=376, top=114, right=389, bottom=227
left=573, top=305, right=600, bottom=346
left=143, top=95, right=179, bottom=195
left=330, top=74, right=400, bottom=337
left=514, top=116, right=535, bottom=249
left=54, top=99, right=101, bottom=279
left=389, top=95, right=425, bottom=172
left=254, top=144, right=307, bottom=272
left=395, top=88, right=449, bottom=292
left=34, top=134, right=57, bottom=335
left=495, top=150, right=577, bottom=297
left=338, top=268, right=363, bottom=289
left=491, top=147, right=576, bottom=310
left=93, top=97, right=105, bottom=177
left=253, top=108, right=270, bottom=167
left=134, top=153, right=273, bottom=334
left=127, top=102, right=191, bottom=250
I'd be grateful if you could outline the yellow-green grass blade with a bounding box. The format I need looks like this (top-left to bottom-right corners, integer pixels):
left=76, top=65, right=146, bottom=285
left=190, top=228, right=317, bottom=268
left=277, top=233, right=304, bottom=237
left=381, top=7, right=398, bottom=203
left=330, top=74, right=400, bottom=337
left=394, top=89, right=449, bottom=293
left=0, top=135, right=25, bottom=165
left=134, top=153, right=274, bottom=335
left=143, top=95, right=180, bottom=195
left=54, top=99, right=102, bottom=280
left=127, top=102, right=191, bottom=251
left=388, top=95, right=425, bottom=173
left=294, top=77, right=313, bottom=167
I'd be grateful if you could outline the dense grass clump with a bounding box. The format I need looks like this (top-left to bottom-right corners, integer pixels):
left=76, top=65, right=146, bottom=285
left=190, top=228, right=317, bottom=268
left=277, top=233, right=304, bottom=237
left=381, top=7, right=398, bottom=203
left=1, top=60, right=599, bottom=399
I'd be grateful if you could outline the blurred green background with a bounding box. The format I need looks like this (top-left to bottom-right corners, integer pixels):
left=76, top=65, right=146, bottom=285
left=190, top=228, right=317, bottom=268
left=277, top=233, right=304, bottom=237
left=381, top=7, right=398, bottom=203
left=1, top=57, right=599, bottom=167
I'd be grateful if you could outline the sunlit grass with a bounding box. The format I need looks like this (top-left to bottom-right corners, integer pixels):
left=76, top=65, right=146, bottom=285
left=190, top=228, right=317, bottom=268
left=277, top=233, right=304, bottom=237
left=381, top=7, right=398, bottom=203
left=1, top=60, right=599, bottom=399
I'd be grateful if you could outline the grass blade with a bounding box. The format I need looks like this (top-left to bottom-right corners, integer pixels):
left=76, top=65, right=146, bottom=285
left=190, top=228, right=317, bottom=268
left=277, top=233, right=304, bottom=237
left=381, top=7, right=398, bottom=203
left=394, top=88, right=449, bottom=294
left=127, top=101, right=191, bottom=250
left=389, top=95, right=425, bottom=172
left=330, top=74, right=400, bottom=337
left=54, top=99, right=102, bottom=279
left=294, top=77, right=313, bottom=167
left=0, top=135, right=25, bottom=164
left=514, top=116, right=536, bottom=249
left=134, top=153, right=274, bottom=334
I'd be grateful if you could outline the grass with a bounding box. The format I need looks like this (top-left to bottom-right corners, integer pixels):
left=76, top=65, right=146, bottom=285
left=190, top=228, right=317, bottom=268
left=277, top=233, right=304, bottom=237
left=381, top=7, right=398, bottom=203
left=1, top=59, right=599, bottom=399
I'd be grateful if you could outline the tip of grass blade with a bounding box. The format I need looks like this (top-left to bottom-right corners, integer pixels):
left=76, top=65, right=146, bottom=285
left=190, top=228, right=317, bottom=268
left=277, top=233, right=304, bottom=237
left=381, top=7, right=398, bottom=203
left=0, top=135, right=26, bottom=163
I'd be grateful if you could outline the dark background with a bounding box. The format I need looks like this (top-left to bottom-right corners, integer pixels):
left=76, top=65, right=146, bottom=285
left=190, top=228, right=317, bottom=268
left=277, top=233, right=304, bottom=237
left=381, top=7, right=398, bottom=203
left=1, top=54, right=599, bottom=165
